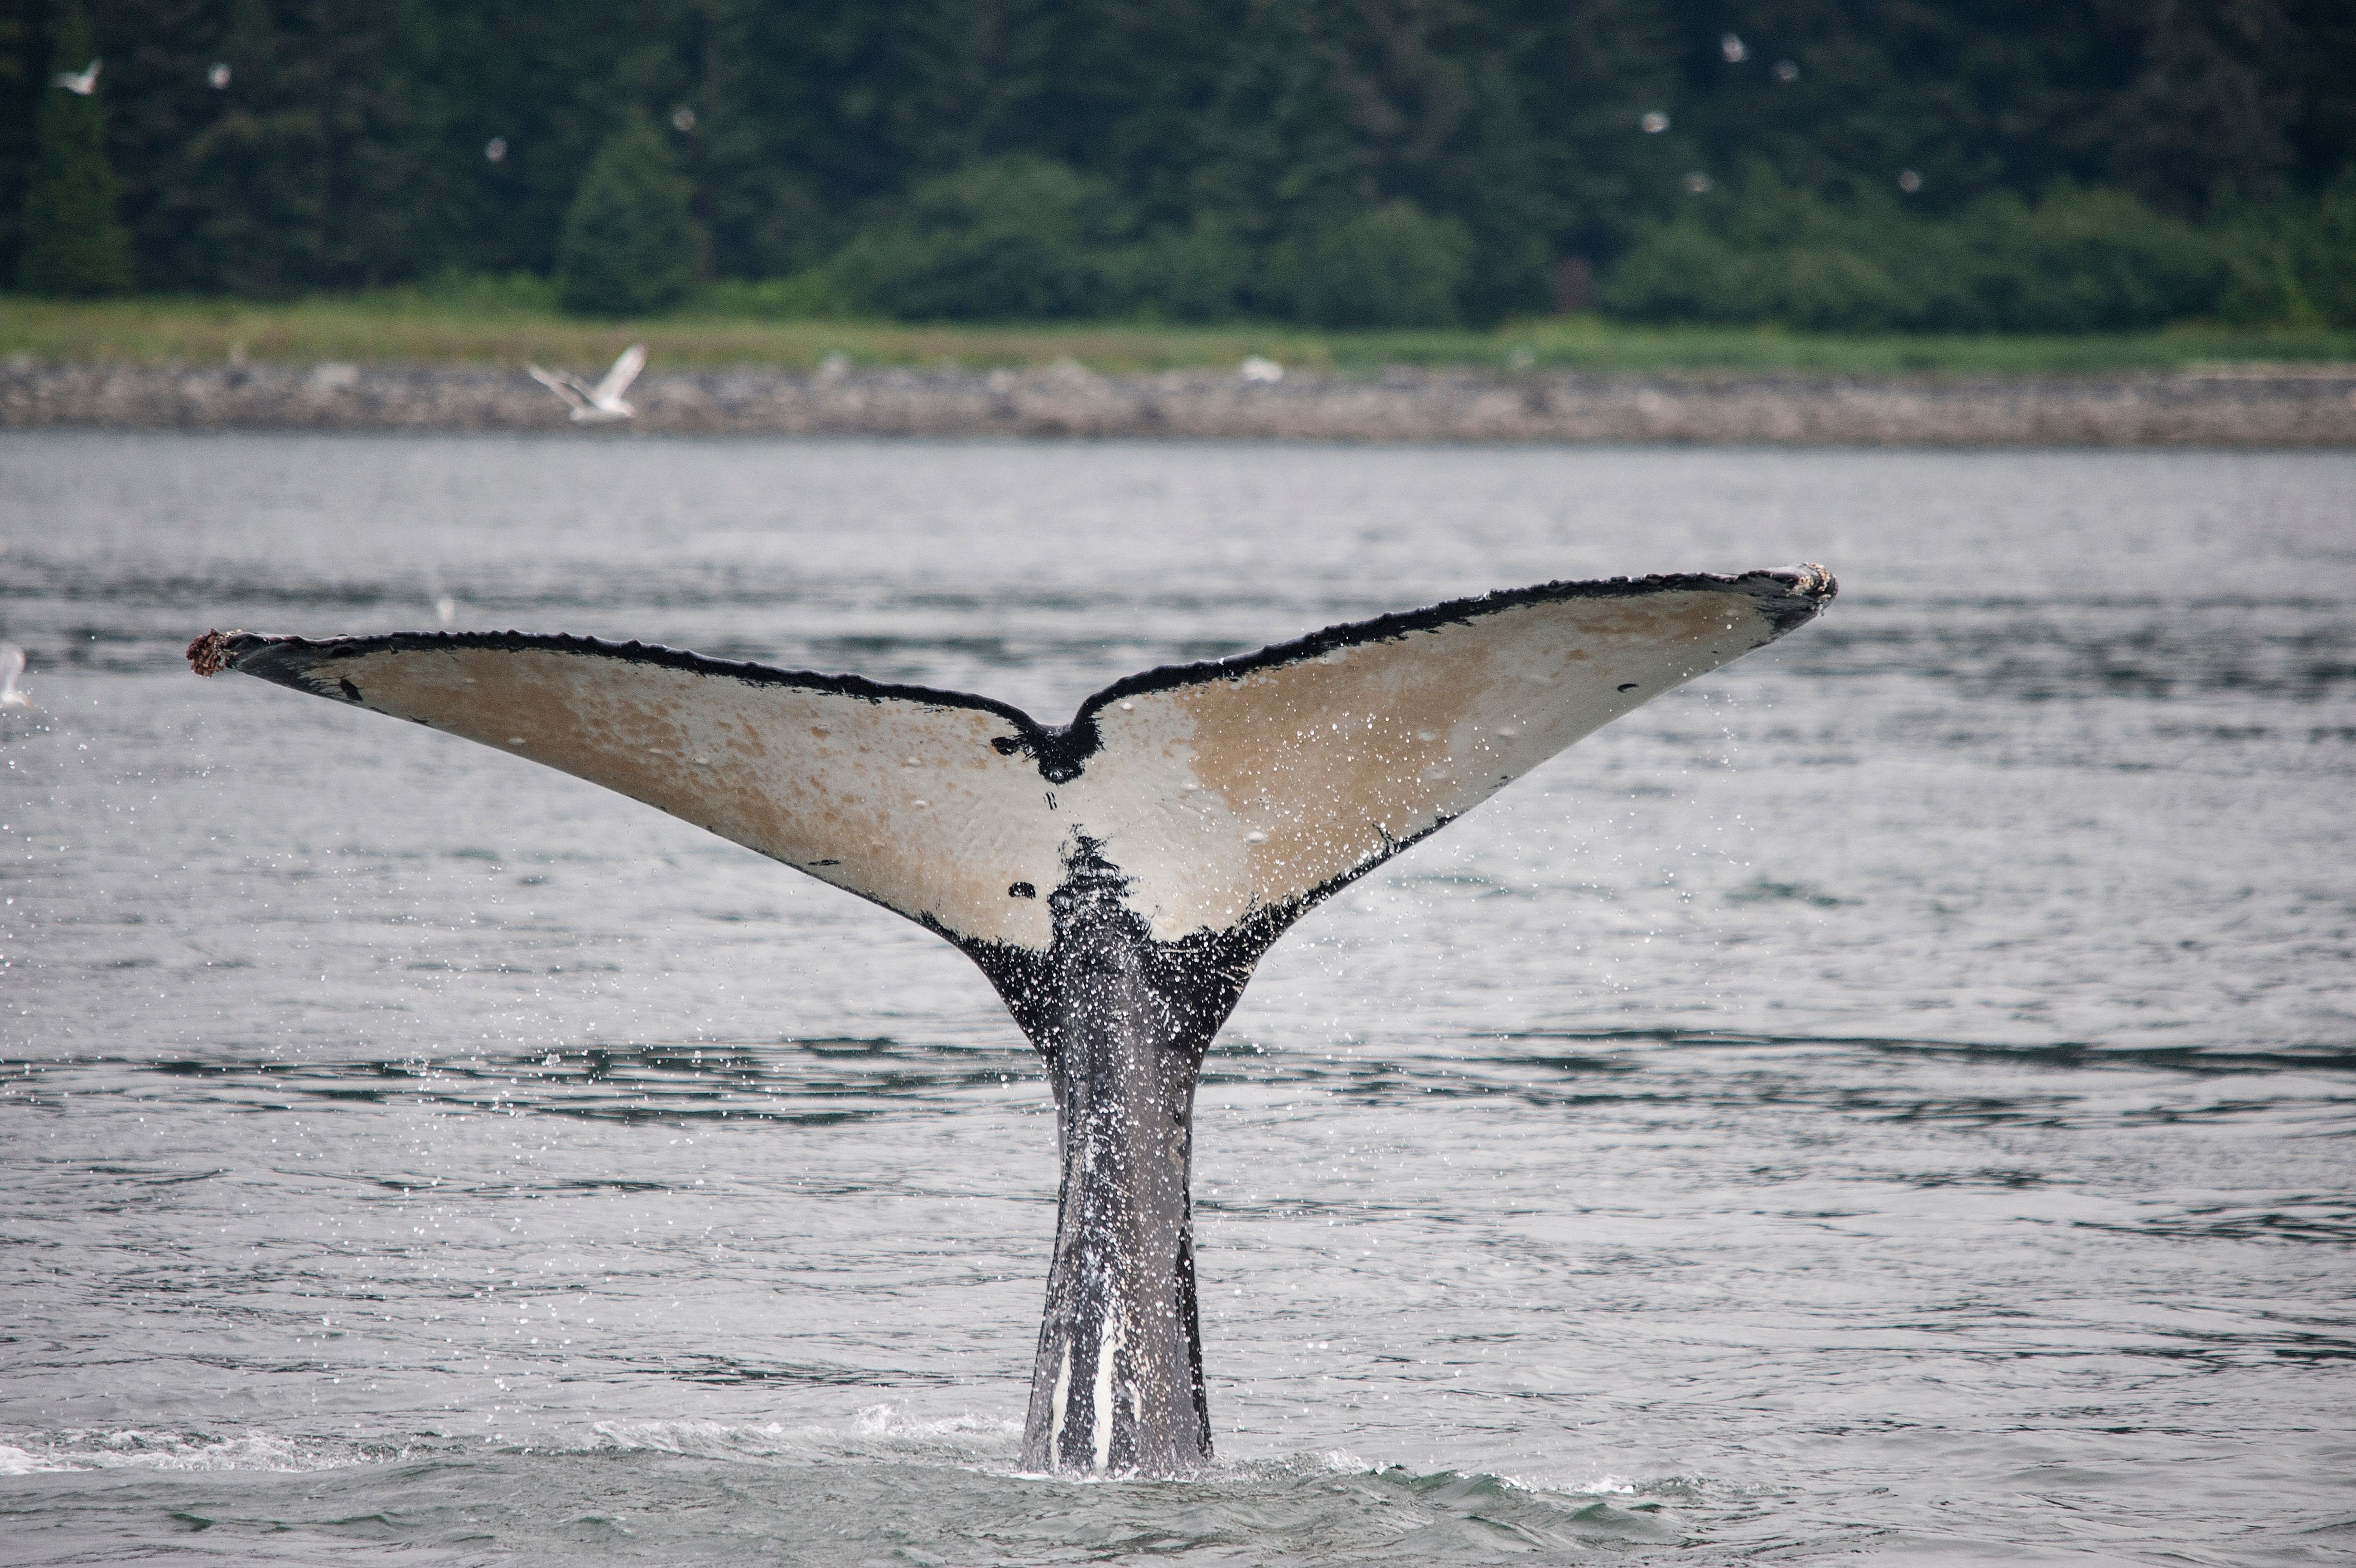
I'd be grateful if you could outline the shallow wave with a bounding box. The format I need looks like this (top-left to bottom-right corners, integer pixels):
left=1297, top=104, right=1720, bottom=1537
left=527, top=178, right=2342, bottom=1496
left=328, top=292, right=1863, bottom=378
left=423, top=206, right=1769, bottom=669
left=589, top=1405, right=1021, bottom=1467
left=560, top=1414, right=1695, bottom=1563
left=0, top=1428, right=397, bottom=1474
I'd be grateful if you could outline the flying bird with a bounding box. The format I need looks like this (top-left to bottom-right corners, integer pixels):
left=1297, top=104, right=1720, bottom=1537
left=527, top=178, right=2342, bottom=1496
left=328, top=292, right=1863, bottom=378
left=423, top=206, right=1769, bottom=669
left=526, top=343, right=645, bottom=423
left=0, top=643, right=33, bottom=710
left=55, top=59, right=100, bottom=94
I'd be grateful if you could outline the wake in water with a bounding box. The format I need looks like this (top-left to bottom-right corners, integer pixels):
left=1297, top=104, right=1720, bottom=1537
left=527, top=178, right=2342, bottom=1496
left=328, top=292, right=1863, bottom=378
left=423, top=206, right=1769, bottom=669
left=0, top=1410, right=1699, bottom=1566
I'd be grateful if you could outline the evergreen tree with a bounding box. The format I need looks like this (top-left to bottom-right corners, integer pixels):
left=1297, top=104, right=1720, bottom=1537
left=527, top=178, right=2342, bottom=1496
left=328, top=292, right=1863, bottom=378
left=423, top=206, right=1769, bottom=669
left=163, top=0, right=322, bottom=296
left=1283, top=200, right=1473, bottom=327
left=830, top=154, right=1120, bottom=319
left=0, top=0, right=2351, bottom=317
left=17, top=0, right=133, bottom=296
left=555, top=111, right=699, bottom=315
left=0, top=2, right=34, bottom=270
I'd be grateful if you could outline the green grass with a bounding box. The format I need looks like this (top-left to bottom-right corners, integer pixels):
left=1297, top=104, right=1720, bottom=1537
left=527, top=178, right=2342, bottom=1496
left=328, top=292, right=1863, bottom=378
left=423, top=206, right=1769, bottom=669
left=4, top=290, right=2352, bottom=376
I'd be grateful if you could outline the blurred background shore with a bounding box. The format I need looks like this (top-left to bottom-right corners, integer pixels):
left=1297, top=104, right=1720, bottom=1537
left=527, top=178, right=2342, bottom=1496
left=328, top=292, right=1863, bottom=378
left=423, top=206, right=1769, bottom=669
left=7, top=339, right=2354, bottom=445
left=4, top=0, right=2352, bottom=439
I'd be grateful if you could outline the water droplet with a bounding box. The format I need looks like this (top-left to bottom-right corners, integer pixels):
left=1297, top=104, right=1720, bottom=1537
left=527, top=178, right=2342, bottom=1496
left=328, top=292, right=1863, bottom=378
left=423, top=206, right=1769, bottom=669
left=507, top=737, right=524, bottom=746
left=902, top=757, right=920, bottom=767
left=1641, top=111, right=1669, bottom=134
left=1720, top=32, right=1748, bottom=63
left=1685, top=171, right=1714, bottom=194
left=483, top=136, right=507, bottom=163
left=1244, top=830, right=1269, bottom=844
left=1897, top=169, right=1923, bottom=193
left=670, top=106, right=696, bottom=133
left=207, top=62, right=230, bottom=89
left=1773, top=59, right=1799, bottom=82
left=1414, top=729, right=1439, bottom=742
left=912, top=799, right=929, bottom=809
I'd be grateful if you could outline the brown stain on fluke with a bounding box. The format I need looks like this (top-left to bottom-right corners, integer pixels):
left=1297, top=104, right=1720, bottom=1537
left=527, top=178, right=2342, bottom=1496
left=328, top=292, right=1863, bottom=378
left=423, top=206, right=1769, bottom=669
left=183, top=570, right=1837, bottom=976
left=1167, top=588, right=1794, bottom=917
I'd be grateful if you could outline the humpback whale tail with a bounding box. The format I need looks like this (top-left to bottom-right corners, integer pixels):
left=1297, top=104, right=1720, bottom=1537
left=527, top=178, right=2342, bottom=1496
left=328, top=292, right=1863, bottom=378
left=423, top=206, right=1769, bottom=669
left=190, top=565, right=1835, bottom=1476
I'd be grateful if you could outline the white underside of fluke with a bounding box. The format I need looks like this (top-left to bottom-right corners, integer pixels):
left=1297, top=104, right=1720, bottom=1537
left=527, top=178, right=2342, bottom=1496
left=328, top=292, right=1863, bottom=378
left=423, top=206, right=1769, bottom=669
left=202, top=570, right=1831, bottom=951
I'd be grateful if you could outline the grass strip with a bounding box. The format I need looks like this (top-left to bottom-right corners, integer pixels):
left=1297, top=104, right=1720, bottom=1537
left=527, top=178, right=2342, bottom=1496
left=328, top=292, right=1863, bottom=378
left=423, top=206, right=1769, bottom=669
left=4, top=294, right=2353, bottom=377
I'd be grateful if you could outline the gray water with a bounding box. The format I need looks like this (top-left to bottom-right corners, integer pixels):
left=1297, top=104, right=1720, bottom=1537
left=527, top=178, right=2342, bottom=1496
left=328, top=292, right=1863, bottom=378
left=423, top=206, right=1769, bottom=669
left=2, top=433, right=2351, bottom=1566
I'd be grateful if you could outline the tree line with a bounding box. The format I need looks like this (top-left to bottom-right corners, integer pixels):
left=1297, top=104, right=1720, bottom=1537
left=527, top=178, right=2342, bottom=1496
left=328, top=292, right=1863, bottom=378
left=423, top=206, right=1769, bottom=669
left=5, top=0, right=2352, bottom=328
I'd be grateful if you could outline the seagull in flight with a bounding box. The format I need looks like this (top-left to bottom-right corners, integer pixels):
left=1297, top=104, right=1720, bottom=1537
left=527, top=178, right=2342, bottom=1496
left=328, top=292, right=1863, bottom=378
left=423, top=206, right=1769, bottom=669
left=526, top=343, right=645, bottom=422
left=0, top=643, right=33, bottom=710
left=56, top=59, right=100, bottom=94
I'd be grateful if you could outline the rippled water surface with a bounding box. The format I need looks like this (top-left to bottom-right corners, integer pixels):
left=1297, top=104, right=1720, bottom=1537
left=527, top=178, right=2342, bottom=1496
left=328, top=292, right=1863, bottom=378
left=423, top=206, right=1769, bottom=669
left=3, top=434, right=2352, bottom=1565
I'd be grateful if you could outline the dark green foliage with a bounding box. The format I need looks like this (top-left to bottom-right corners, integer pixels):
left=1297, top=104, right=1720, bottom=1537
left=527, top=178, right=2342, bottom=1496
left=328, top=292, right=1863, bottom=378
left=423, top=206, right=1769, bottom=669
left=2, top=0, right=2351, bottom=325
left=2215, top=177, right=2356, bottom=328
left=1281, top=202, right=1474, bottom=328
left=1601, top=170, right=2228, bottom=333
left=1115, top=217, right=1252, bottom=322
left=1946, top=188, right=2225, bottom=333
left=0, top=3, right=35, bottom=268
left=555, top=113, right=699, bottom=317
left=159, top=0, right=316, bottom=295
left=17, top=0, right=133, bottom=295
left=435, top=0, right=703, bottom=278
left=830, top=156, right=1122, bottom=321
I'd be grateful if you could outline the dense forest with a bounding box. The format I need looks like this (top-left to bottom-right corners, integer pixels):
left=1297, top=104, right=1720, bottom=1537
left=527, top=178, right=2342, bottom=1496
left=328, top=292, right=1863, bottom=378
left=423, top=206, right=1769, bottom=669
left=4, top=0, right=2352, bottom=328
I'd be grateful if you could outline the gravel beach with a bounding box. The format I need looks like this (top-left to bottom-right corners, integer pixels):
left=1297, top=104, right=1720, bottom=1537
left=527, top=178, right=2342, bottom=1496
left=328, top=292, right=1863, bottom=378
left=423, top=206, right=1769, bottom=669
left=6, top=356, right=2351, bottom=444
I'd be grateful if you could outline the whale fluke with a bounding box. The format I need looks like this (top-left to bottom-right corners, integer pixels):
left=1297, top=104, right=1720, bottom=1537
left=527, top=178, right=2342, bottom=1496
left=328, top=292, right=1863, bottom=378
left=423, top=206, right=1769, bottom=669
left=188, top=564, right=1834, bottom=1474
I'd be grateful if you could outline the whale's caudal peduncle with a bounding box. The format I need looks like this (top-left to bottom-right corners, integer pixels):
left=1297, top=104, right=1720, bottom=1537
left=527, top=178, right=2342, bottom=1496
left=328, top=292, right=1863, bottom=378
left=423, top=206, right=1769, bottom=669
left=189, top=566, right=1835, bottom=1476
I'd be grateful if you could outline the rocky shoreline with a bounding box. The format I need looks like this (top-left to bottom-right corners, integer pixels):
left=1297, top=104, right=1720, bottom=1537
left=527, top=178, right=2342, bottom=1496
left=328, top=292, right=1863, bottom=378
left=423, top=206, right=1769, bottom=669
left=5, top=357, right=2352, bottom=445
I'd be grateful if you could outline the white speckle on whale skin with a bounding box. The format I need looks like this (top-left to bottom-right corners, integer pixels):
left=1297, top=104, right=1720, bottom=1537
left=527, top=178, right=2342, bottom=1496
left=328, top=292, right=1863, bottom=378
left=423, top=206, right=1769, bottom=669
left=1048, top=1344, right=1073, bottom=1467
left=1092, top=1316, right=1121, bottom=1473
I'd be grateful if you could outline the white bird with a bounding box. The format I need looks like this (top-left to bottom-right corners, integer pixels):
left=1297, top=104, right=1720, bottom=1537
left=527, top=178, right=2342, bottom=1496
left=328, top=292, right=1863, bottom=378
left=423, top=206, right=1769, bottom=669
left=56, top=58, right=100, bottom=94
left=526, top=343, right=645, bottom=422
left=0, top=643, right=32, bottom=710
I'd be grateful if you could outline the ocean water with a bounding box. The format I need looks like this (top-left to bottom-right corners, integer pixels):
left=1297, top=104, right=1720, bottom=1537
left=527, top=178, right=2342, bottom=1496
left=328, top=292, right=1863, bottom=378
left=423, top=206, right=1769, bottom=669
left=1, top=432, right=2351, bottom=1566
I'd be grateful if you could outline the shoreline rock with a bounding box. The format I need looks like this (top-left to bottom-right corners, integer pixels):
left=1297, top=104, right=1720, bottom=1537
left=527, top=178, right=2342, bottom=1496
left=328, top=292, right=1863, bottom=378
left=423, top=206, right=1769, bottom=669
left=3, top=357, right=2352, bottom=445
